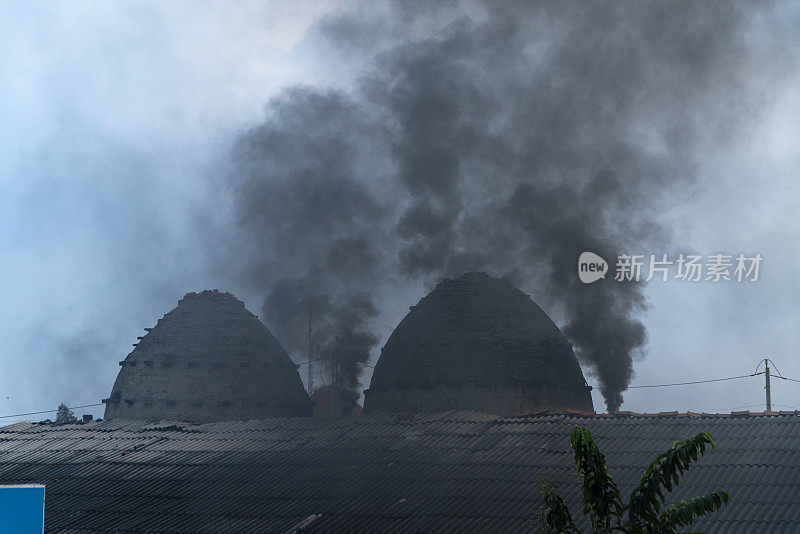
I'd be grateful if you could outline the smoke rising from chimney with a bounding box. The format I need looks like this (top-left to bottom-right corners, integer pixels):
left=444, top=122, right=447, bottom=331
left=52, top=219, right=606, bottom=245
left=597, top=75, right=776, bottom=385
left=226, top=1, right=787, bottom=411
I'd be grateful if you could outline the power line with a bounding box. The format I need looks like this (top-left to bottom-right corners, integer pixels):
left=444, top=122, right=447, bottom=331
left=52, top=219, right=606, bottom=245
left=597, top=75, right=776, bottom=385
left=710, top=403, right=765, bottom=412
left=4, top=365, right=798, bottom=422
left=604, top=372, right=764, bottom=390
left=295, top=356, right=375, bottom=368
left=774, top=375, right=800, bottom=383
left=0, top=403, right=104, bottom=420
left=773, top=403, right=800, bottom=411
left=299, top=355, right=800, bottom=389
left=755, top=358, right=783, bottom=377
left=295, top=356, right=330, bottom=366
left=752, top=358, right=800, bottom=385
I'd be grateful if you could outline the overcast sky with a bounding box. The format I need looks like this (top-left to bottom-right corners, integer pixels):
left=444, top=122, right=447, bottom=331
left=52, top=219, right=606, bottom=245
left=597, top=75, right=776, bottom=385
left=1, top=0, right=800, bottom=421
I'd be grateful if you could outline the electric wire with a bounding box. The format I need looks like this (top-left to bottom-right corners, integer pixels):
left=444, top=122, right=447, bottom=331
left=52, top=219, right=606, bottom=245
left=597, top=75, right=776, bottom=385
left=284, top=356, right=345, bottom=375
left=774, top=375, right=800, bottom=383
left=590, top=372, right=763, bottom=390
left=6, top=363, right=800, bottom=421
left=0, top=403, right=104, bottom=420
left=295, top=356, right=330, bottom=366
left=710, top=403, right=766, bottom=412
left=295, top=356, right=375, bottom=368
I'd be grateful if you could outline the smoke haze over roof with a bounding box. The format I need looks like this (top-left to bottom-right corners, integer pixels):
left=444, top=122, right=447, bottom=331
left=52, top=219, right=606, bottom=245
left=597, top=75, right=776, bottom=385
left=224, top=0, right=789, bottom=410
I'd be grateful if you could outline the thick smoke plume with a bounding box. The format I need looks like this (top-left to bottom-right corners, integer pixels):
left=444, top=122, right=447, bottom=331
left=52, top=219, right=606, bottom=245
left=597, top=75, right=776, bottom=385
left=228, top=1, right=783, bottom=411
left=228, top=89, right=392, bottom=397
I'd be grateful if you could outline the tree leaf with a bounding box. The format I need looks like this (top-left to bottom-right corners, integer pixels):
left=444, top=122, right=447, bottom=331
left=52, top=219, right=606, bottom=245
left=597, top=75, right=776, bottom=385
left=627, top=431, right=717, bottom=528
left=538, top=477, right=580, bottom=533
left=570, top=426, right=624, bottom=532
left=659, top=490, right=732, bottom=528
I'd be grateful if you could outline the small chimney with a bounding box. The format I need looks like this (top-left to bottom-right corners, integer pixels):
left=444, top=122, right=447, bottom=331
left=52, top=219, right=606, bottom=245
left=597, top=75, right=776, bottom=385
left=82, top=414, right=93, bottom=423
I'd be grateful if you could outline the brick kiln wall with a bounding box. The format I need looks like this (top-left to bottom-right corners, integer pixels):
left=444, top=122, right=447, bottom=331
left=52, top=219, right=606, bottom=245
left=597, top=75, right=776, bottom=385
left=364, top=273, right=593, bottom=415
left=103, top=290, right=312, bottom=423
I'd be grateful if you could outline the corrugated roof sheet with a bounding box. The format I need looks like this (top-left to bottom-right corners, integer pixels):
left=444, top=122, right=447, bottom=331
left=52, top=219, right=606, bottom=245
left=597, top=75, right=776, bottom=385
left=0, top=411, right=797, bottom=533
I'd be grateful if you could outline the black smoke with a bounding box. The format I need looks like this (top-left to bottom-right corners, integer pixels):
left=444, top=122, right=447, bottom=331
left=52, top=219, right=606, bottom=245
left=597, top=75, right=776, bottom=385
left=228, top=88, right=392, bottom=395
left=227, top=1, right=787, bottom=411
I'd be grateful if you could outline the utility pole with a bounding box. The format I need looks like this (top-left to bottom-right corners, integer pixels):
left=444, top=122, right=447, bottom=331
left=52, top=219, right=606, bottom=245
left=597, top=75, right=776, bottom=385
left=331, top=337, right=338, bottom=416
left=765, top=359, right=772, bottom=412
left=307, top=304, right=314, bottom=395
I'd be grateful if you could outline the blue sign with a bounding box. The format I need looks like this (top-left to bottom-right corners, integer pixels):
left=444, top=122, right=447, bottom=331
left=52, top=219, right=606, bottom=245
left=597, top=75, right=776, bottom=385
left=0, top=485, right=45, bottom=534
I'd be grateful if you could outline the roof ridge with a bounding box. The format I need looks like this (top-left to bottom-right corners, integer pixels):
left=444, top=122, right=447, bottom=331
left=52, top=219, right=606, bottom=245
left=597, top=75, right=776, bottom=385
left=508, top=410, right=800, bottom=418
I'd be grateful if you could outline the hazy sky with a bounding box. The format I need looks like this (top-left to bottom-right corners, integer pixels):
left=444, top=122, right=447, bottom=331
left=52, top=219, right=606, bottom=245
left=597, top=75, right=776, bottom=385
left=2, top=0, right=800, bottom=421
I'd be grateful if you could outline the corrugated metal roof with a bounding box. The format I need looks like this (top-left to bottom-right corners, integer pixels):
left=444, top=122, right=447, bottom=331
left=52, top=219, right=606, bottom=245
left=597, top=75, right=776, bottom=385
left=0, top=411, right=797, bottom=532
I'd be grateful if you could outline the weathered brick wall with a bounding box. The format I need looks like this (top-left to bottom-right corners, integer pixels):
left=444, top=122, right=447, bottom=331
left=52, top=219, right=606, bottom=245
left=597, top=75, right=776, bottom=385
left=104, top=290, right=312, bottom=422
left=364, top=273, right=594, bottom=415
